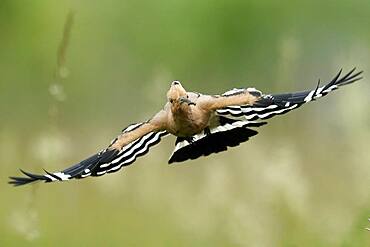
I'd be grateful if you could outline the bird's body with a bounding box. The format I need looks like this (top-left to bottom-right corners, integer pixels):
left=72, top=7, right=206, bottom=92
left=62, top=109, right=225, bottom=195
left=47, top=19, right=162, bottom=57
left=112, top=82, right=257, bottom=145
left=165, top=96, right=206, bottom=137
left=9, top=68, right=363, bottom=186
left=161, top=93, right=225, bottom=137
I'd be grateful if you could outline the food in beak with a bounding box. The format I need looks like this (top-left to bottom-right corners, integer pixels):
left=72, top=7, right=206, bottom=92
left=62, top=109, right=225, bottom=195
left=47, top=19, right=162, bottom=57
left=179, top=96, right=196, bottom=106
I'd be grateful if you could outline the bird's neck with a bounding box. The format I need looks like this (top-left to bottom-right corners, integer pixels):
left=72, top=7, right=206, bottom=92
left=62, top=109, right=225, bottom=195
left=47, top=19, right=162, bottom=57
left=171, top=104, right=192, bottom=124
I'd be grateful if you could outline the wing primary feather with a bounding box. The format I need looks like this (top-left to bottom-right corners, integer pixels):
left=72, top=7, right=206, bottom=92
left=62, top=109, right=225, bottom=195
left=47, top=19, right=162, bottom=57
left=43, top=169, right=62, bottom=181
left=216, top=68, right=363, bottom=122
left=9, top=122, right=168, bottom=186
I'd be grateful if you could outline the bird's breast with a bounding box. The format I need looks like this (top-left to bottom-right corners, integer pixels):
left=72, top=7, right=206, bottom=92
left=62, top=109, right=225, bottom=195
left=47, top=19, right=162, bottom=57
left=169, top=107, right=209, bottom=137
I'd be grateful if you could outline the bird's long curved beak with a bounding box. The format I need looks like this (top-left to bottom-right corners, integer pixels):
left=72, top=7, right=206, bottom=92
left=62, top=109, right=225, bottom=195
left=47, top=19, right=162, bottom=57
left=179, top=96, right=196, bottom=106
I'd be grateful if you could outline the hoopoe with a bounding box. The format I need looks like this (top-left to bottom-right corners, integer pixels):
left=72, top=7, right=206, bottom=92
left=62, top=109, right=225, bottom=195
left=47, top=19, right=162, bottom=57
left=9, top=68, right=363, bottom=186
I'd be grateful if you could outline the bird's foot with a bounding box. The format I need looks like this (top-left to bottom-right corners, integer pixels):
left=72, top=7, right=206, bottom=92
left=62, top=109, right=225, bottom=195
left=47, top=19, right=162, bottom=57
left=185, top=136, right=195, bottom=144
left=204, top=127, right=211, bottom=136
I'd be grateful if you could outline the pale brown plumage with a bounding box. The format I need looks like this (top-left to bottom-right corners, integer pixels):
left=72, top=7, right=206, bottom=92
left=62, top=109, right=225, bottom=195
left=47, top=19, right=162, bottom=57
left=111, top=81, right=258, bottom=150
left=9, top=68, right=363, bottom=186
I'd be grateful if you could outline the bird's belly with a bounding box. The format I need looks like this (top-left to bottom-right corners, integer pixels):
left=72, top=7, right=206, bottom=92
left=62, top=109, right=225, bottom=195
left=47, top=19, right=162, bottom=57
left=176, top=124, right=202, bottom=137
left=172, top=116, right=208, bottom=137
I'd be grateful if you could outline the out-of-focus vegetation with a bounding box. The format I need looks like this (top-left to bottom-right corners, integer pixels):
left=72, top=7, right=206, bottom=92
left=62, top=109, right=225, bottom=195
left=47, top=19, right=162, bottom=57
left=1, top=0, right=369, bottom=246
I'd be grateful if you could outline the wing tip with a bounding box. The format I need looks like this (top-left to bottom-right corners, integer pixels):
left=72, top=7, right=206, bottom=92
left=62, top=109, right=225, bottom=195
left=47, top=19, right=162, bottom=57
left=334, top=67, right=363, bottom=86
left=8, top=175, right=38, bottom=187
left=8, top=169, right=49, bottom=187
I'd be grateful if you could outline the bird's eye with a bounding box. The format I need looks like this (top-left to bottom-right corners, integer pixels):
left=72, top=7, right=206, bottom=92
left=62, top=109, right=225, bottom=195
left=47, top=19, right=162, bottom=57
left=169, top=99, right=174, bottom=103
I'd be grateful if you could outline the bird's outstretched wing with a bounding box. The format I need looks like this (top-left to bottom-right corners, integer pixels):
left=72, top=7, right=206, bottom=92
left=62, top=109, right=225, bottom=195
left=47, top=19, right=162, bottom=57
left=216, top=68, right=363, bottom=121
left=169, top=68, right=363, bottom=163
left=9, top=122, right=169, bottom=186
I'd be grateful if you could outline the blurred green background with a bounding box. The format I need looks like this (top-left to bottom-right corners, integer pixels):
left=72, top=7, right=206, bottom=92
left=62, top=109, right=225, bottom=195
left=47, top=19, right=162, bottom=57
left=1, top=0, right=369, bottom=246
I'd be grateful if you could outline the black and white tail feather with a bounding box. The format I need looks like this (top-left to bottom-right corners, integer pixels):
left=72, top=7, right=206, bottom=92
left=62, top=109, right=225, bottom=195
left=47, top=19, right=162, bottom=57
left=9, top=123, right=169, bottom=186
left=169, top=68, right=363, bottom=163
left=168, top=119, right=267, bottom=163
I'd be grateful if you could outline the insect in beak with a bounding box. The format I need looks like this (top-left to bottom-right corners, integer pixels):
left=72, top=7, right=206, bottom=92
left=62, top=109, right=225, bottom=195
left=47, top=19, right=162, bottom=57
left=179, top=96, right=196, bottom=106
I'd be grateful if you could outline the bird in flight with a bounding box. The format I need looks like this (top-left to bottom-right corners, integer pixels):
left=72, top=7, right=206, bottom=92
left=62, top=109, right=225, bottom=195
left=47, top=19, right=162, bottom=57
left=9, top=68, right=363, bottom=186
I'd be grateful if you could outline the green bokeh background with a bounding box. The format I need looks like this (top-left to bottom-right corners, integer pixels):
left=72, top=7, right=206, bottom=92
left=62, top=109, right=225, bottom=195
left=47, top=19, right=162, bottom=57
left=1, top=1, right=369, bottom=246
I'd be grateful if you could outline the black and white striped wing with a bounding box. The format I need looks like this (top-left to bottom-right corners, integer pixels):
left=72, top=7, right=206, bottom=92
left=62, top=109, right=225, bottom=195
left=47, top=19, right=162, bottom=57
left=216, top=68, right=363, bottom=121
left=9, top=123, right=169, bottom=186
left=169, top=68, right=362, bottom=164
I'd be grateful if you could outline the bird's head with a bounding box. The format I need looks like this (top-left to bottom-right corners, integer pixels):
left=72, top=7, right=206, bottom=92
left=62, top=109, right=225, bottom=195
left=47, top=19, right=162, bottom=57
left=167, top=81, right=195, bottom=109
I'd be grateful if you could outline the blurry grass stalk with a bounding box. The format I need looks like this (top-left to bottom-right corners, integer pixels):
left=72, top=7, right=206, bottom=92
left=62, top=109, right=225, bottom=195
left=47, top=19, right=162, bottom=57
left=39, top=10, right=74, bottom=165
left=12, top=11, right=75, bottom=241
left=49, top=10, right=74, bottom=121
left=56, top=11, right=74, bottom=80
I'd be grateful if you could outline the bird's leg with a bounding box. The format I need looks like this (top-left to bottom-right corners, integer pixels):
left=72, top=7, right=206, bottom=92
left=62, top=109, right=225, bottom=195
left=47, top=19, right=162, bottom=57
left=185, top=136, right=194, bottom=144
left=204, top=127, right=211, bottom=136
left=176, top=136, right=195, bottom=145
